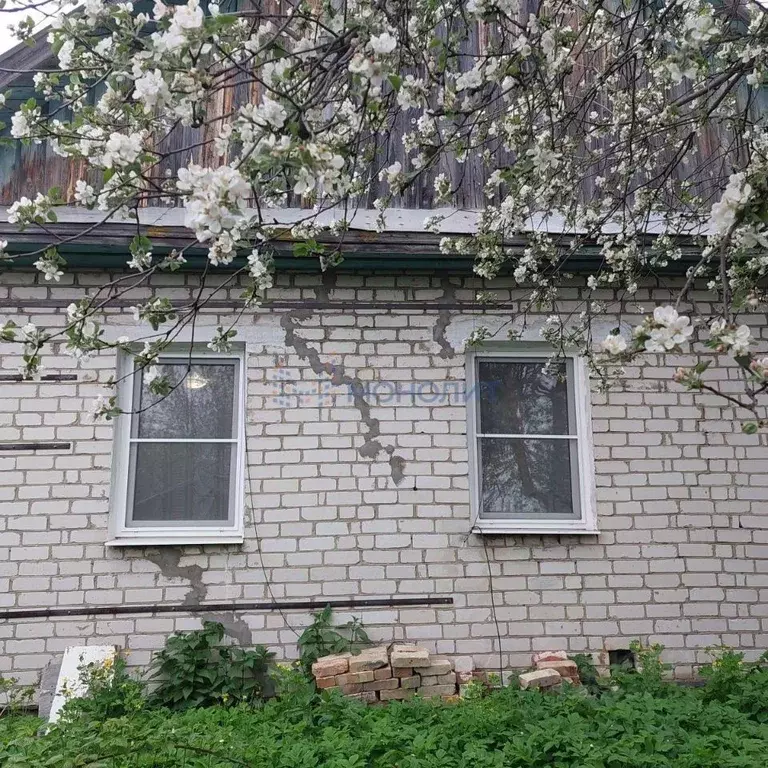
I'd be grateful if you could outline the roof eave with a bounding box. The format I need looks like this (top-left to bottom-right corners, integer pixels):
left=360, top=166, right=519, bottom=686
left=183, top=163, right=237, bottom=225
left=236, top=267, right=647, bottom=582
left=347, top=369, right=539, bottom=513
left=0, top=208, right=706, bottom=275
left=0, top=28, right=55, bottom=91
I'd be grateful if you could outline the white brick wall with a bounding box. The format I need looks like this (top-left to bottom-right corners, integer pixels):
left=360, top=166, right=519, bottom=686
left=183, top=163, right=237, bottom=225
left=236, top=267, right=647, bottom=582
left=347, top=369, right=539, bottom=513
left=1, top=268, right=768, bottom=687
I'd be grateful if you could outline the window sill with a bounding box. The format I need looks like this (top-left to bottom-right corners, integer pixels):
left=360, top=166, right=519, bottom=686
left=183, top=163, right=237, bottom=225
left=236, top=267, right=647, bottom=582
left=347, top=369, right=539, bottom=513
left=106, top=534, right=244, bottom=547
left=471, top=523, right=599, bottom=536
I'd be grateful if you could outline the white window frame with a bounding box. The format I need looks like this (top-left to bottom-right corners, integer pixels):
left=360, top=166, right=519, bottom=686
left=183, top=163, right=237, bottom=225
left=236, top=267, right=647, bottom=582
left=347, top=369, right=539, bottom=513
left=466, top=344, right=597, bottom=535
left=107, top=346, right=246, bottom=547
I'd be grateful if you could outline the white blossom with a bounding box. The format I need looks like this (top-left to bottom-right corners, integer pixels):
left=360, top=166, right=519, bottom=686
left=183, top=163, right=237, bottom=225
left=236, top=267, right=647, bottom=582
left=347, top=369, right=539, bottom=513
left=144, top=365, right=161, bottom=385
left=74, top=180, right=97, bottom=206
left=370, top=31, right=397, bottom=55
left=152, top=0, right=204, bottom=52
left=708, top=173, right=751, bottom=234
left=251, top=97, right=287, bottom=129
left=172, top=0, right=203, bottom=31
left=133, top=69, right=170, bottom=110
left=639, top=307, right=694, bottom=353
left=247, top=248, right=273, bottom=291
left=127, top=249, right=152, bottom=271
left=710, top=319, right=752, bottom=356
left=750, top=357, right=768, bottom=380
left=293, top=167, right=315, bottom=196
left=8, top=193, right=53, bottom=225
left=455, top=66, right=483, bottom=91
left=57, top=39, right=75, bottom=69
left=177, top=164, right=250, bottom=247
left=21, top=323, right=38, bottom=340
left=601, top=333, right=628, bottom=356
left=101, top=132, right=143, bottom=168
left=397, top=75, right=425, bottom=110
left=683, top=10, right=718, bottom=45
left=380, top=161, right=402, bottom=187
left=83, top=0, right=106, bottom=25
left=10, top=111, right=32, bottom=139
left=34, top=255, right=63, bottom=282
left=153, top=0, right=169, bottom=19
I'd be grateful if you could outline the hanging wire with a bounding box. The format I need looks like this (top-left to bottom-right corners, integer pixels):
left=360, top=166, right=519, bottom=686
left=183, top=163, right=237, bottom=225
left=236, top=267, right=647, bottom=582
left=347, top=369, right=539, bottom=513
left=482, top=535, right=505, bottom=684
left=244, top=433, right=301, bottom=639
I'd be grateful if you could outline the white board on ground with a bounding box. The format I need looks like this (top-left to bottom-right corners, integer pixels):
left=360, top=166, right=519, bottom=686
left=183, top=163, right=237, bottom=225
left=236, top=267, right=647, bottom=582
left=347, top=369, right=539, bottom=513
left=48, top=645, right=117, bottom=723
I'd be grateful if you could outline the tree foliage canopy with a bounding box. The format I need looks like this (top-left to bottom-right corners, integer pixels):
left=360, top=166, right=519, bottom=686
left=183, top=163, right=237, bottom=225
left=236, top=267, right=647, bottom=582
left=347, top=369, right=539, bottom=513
left=1, top=0, right=767, bottom=425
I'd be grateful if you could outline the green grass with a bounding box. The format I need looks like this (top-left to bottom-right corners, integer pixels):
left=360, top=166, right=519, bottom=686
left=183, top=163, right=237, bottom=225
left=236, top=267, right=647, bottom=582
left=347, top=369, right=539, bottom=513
left=3, top=677, right=768, bottom=768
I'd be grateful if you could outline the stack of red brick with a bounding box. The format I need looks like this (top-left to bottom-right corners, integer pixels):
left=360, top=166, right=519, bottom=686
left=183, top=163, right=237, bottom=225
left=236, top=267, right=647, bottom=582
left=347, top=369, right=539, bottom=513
left=518, top=651, right=581, bottom=690
left=311, top=644, right=474, bottom=704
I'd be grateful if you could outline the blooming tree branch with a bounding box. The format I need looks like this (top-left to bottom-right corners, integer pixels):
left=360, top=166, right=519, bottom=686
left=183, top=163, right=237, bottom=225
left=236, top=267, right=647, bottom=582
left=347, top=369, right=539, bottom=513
left=0, top=0, right=767, bottom=428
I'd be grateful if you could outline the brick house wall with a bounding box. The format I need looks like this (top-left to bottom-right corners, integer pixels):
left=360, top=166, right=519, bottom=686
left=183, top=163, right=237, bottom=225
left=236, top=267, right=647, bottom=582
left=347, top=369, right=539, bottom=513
left=1, top=267, right=767, bottom=690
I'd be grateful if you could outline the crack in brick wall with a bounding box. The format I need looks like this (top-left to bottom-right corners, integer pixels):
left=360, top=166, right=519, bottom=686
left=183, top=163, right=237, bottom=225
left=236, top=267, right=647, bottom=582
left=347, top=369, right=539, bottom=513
left=433, top=277, right=457, bottom=360
left=144, top=549, right=252, bottom=645
left=280, top=273, right=408, bottom=484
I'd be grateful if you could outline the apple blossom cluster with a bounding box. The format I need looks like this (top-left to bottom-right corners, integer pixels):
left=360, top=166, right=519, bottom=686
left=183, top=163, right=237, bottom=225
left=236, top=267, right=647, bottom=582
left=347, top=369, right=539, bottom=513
left=176, top=164, right=251, bottom=264
left=709, top=319, right=753, bottom=357
left=601, top=334, right=627, bottom=357
left=63, top=301, right=104, bottom=359
left=1, top=0, right=767, bottom=425
left=32, top=250, right=65, bottom=282
left=7, top=194, right=56, bottom=227
left=1, top=320, right=48, bottom=379
left=633, top=307, right=695, bottom=355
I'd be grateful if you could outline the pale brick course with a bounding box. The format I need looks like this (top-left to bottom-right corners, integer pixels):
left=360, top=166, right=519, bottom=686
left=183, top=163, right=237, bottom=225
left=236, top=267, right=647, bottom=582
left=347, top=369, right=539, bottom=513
left=1, top=269, right=767, bottom=689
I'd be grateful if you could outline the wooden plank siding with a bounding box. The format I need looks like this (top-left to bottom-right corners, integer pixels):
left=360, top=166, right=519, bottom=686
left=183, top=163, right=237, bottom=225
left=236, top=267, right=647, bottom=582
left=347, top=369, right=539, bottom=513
left=0, top=1, right=763, bottom=211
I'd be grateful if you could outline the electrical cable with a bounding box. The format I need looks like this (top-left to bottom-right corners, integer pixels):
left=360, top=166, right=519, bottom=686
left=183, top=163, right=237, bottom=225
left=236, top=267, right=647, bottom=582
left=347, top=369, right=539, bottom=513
left=244, top=437, right=301, bottom=638
left=482, top=535, right=505, bottom=683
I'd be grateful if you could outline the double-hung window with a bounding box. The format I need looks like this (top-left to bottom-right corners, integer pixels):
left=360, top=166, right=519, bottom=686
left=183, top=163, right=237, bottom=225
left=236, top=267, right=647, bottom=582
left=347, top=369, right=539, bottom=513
left=467, top=346, right=597, bottom=534
left=108, top=348, right=245, bottom=545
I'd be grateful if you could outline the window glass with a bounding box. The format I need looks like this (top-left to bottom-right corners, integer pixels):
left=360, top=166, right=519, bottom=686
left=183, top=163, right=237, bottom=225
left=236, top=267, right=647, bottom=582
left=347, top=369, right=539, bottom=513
left=123, top=356, right=240, bottom=529
left=477, top=360, right=570, bottom=435
left=133, top=362, right=236, bottom=439
left=474, top=356, right=582, bottom=522
left=130, top=443, right=234, bottom=523
left=479, top=438, right=578, bottom=519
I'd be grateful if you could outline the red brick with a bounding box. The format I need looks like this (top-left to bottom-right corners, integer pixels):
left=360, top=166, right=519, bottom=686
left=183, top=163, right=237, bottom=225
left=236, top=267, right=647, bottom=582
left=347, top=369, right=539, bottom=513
left=532, top=651, right=568, bottom=665
left=348, top=691, right=379, bottom=703
left=349, top=646, right=389, bottom=672
left=312, top=653, right=350, bottom=678
left=390, top=644, right=430, bottom=667
left=380, top=688, right=416, bottom=701
left=363, top=678, right=400, bottom=692
left=337, top=670, right=374, bottom=686
left=519, top=670, right=561, bottom=690
left=414, top=657, right=452, bottom=676
left=536, top=660, right=579, bottom=679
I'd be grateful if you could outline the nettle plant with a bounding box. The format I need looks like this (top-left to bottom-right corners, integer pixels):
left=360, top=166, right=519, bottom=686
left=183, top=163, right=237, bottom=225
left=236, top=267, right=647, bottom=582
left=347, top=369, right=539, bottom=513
left=1, top=0, right=768, bottom=426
